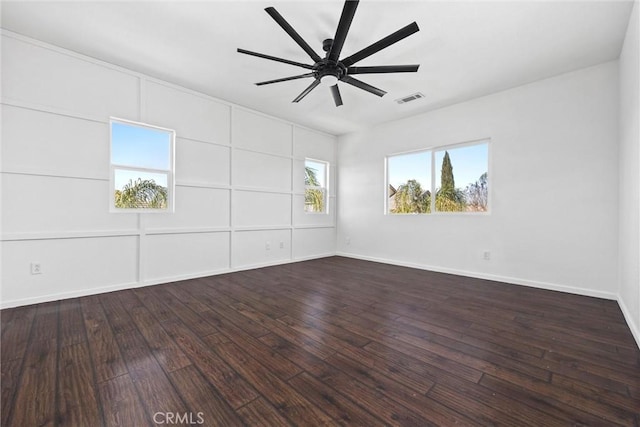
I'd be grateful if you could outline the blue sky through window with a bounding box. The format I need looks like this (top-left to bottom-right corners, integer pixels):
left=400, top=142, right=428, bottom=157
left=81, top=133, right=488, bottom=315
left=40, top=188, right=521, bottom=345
left=388, top=143, right=488, bottom=192
left=306, top=159, right=327, bottom=186
left=435, top=143, right=488, bottom=189
left=387, top=151, right=431, bottom=190
left=111, top=121, right=172, bottom=191
left=112, top=121, right=171, bottom=170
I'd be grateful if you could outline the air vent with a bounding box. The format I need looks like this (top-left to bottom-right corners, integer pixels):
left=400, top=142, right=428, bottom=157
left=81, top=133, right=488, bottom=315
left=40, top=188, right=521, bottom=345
left=395, top=92, right=425, bottom=104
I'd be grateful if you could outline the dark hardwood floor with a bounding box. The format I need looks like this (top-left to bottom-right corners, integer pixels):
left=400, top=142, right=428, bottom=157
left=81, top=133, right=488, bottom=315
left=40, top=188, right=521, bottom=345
left=2, top=256, right=639, bottom=426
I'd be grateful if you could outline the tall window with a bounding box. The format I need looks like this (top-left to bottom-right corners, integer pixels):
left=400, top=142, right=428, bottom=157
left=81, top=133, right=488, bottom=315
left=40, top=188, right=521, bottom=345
left=386, top=140, right=489, bottom=214
left=305, top=159, right=328, bottom=213
left=110, top=118, right=175, bottom=212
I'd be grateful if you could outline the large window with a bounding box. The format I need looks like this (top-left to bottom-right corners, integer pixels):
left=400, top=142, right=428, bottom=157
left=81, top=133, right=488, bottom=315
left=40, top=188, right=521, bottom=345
left=110, top=118, right=175, bottom=212
left=386, top=140, right=489, bottom=214
left=305, top=159, right=328, bottom=214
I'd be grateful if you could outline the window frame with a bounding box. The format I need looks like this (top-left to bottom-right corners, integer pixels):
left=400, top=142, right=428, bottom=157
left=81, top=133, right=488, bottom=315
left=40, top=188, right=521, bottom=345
left=304, top=158, right=330, bottom=215
left=385, top=138, right=490, bottom=216
left=109, top=117, right=176, bottom=213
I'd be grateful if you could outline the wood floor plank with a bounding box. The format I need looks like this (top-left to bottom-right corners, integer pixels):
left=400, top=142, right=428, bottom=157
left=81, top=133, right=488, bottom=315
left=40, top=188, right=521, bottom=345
left=198, top=309, right=303, bottom=381
left=128, top=303, right=192, bottom=373
left=113, top=327, right=188, bottom=417
left=132, top=287, right=178, bottom=323
left=326, top=351, right=476, bottom=426
left=552, top=373, right=640, bottom=415
left=9, top=338, right=58, bottom=427
left=306, top=358, right=441, bottom=426
left=99, top=374, right=150, bottom=427
left=57, top=342, right=102, bottom=426
left=153, top=287, right=218, bottom=337
left=287, top=371, right=387, bottom=426
left=167, top=365, right=244, bottom=426
left=236, top=303, right=336, bottom=360
left=100, top=293, right=136, bottom=335
left=0, top=358, right=22, bottom=426
left=2, top=257, right=638, bottom=425
left=236, top=397, right=293, bottom=427
left=480, top=373, right=637, bottom=426
left=213, top=340, right=335, bottom=425
left=80, top=296, right=128, bottom=383
left=58, top=299, right=86, bottom=347
left=0, top=305, right=36, bottom=361
left=161, top=320, right=259, bottom=409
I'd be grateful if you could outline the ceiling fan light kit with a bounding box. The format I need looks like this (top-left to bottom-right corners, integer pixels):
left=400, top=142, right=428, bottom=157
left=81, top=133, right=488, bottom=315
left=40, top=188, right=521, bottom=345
left=238, top=0, right=421, bottom=107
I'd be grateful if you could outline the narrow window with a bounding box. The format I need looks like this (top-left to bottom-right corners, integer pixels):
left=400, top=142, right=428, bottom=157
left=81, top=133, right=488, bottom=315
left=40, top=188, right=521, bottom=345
left=110, top=118, right=175, bottom=212
left=305, top=159, right=328, bottom=214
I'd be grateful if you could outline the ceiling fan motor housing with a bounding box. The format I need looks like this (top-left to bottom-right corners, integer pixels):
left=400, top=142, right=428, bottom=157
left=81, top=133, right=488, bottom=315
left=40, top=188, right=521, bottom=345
left=315, top=40, right=348, bottom=83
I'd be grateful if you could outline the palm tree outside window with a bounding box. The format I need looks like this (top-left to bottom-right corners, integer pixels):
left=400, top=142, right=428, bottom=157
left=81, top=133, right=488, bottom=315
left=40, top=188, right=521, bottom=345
left=305, top=159, right=328, bottom=213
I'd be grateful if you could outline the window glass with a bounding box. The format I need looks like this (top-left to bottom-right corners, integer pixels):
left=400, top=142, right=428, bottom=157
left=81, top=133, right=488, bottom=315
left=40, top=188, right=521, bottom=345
left=387, top=151, right=431, bottom=214
left=110, top=119, right=174, bottom=211
left=435, top=143, right=488, bottom=212
left=386, top=140, right=489, bottom=215
left=305, top=159, right=328, bottom=214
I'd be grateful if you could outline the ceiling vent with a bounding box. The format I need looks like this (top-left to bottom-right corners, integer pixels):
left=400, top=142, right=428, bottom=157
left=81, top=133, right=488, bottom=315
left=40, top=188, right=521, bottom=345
left=395, top=92, right=425, bottom=104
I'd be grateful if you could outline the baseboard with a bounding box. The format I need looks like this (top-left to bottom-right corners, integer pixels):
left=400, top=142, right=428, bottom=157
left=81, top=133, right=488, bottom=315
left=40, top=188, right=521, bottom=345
left=617, top=295, right=640, bottom=350
left=335, top=252, right=618, bottom=301
left=0, top=281, right=141, bottom=309
left=0, top=253, right=336, bottom=309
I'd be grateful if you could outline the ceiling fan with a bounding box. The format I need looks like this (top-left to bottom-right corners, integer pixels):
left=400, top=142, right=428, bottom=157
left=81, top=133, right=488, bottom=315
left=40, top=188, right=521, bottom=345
left=237, top=0, right=420, bottom=107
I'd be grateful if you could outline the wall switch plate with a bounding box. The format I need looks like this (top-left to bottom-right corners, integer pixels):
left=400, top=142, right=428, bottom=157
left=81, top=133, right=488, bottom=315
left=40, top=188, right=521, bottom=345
left=31, top=263, right=42, bottom=275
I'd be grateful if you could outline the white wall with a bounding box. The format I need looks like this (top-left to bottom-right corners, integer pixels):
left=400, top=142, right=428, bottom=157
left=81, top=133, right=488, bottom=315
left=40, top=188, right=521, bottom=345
left=0, top=31, right=337, bottom=308
left=337, top=61, right=620, bottom=300
left=618, top=1, right=640, bottom=346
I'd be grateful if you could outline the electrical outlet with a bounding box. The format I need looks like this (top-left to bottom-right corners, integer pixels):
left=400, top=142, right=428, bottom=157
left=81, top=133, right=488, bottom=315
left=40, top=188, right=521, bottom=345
left=483, top=251, right=491, bottom=261
left=31, top=263, right=42, bottom=275
left=346, top=236, right=351, bottom=245
left=265, top=241, right=271, bottom=251
left=279, top=241, right=284, bottom=249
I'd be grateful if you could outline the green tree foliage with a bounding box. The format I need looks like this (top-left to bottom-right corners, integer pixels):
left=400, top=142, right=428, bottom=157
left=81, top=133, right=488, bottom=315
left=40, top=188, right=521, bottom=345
left=305, top=166, right=324, bottom=212
left=436, top=151, right=466, bottom=212
left=464, top=172, right=488, bottom=211
left=391, top=179, right=431, bottom=213
left=114, top=178, right=168, bottom=209
left=440, top=151, right=455, bottom=192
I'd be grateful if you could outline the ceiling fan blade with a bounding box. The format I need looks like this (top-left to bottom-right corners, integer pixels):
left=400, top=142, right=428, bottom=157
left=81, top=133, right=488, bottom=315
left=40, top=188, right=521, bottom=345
left=265, top=7, right=323, bottom=63
left=293, top=79, right=321, bottom=103
left=341, top=22, right=420, bottom=67
left=342, top=75, right=386, bottom=97
left=347, top=64, right=420, bottom=74
left=327, top=0, right=359, bottom=63
left=330, top=84, right=343, bottom=107
left=237, top=48, right=314, bottom=70
left=256, top=73, right=315, bottom=86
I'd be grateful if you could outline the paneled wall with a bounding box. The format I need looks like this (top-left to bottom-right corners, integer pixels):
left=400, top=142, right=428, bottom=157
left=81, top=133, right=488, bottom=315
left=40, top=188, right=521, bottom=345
left=1, top=31, right=337, bottom=308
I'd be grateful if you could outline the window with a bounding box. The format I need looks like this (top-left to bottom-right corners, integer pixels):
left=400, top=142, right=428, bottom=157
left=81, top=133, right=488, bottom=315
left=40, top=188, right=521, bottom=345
left=305, top=159, right=328, bottom=213
left=110, top=118, right=175, bottom=212
left=386, top=140, right=489, bottom=214
left=387, top=151, right=431, bottom=214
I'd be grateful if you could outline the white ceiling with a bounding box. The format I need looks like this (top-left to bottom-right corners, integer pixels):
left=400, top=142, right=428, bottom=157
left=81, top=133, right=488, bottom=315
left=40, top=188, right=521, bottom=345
left=0, top=1, right=634, bottom=135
